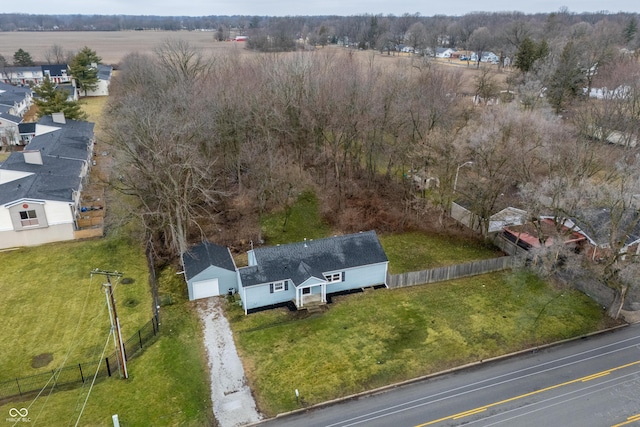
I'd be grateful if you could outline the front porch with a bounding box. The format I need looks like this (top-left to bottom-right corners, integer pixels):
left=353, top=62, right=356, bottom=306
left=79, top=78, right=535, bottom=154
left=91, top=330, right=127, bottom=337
left=294, top=282, right=327, bottom=309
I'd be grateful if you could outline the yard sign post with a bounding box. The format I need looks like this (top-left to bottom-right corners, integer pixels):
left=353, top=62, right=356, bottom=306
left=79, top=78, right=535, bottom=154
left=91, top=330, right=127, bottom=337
left=91, top=269, right=128, bottom=379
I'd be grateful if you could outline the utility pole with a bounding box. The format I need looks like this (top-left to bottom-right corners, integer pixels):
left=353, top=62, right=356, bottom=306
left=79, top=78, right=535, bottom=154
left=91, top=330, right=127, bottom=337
left=91, top=269, right=128, bottom=379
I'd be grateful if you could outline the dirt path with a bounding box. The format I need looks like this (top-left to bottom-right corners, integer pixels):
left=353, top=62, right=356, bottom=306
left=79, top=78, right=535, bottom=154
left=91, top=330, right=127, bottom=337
left=199, top=298, right=262, bottom=427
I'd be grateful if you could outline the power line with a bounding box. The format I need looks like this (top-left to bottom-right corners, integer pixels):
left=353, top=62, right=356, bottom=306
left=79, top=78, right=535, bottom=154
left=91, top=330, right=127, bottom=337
left=73, top=331, right=113, bottom=427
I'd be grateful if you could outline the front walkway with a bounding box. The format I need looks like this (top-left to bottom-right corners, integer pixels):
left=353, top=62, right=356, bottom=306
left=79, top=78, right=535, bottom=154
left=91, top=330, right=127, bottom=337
left=199, top=298, right=262, bottom=427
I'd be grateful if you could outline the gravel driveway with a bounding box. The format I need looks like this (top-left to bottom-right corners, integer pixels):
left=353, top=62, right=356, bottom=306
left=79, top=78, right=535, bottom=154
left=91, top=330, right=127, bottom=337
left=199, top=298, right=262, bottom=427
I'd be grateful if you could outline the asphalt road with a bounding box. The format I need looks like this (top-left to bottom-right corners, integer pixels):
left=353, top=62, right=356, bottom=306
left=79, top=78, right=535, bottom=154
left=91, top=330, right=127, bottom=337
left=258, top=323, right=640, bottom=427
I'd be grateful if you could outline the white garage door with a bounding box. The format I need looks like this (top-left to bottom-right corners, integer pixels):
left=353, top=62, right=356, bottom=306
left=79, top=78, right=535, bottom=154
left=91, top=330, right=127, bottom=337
left=193, top=278, right=220, bottom=299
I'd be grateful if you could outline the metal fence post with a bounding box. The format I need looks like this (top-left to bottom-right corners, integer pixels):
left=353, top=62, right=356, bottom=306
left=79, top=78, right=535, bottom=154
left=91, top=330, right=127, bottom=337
left=106, top=357, right=111, bottom=377
left=16, top=378, right=21, bottom=396
left=79, top=363, right=85, bottom=383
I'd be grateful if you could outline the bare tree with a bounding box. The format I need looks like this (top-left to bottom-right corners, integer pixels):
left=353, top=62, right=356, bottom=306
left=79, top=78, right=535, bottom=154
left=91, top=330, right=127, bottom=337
left=104, top=52, right=224, bottom=258
left=44, top=44, right=66, bottom=64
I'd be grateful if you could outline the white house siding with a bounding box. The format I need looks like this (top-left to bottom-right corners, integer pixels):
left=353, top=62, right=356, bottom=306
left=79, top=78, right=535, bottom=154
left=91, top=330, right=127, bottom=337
left=0, top=200, right=75, bottom=249
left=84, top=80, right=110, bottom=97
left=0, top=223, right=75, bottom=249
left=0, top=209, right=12, bottom=232
left=43, top=201, right=74, bottom=225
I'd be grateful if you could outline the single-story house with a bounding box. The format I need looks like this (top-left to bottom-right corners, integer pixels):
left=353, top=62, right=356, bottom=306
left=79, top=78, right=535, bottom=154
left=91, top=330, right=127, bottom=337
left=0, top=113, right=95, bottom=249
left=435, top=48, right=457, bottom=58
left=182, top=241, right=238, bottom=300
left=568, top=210, right=640, bottom=261
left=502, top=217, right=587, bottom=252
left=237, top=230, right=388, bottom=314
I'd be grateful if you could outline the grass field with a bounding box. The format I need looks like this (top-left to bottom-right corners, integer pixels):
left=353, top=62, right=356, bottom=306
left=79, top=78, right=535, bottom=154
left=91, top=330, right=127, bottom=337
left=0, top=251, right=211, bottom=426
left=0, top=237, right=151, bottom=380
left=227, top=269, right=609, bottom=416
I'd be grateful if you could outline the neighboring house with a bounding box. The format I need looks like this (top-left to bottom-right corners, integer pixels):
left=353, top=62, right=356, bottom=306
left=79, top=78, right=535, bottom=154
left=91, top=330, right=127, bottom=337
left=76, top=64, right=113, bottom=97
left=0, top=66, right=43, bottom=86
left=41, top=64, right=72, bottom=84
left=0, top=113, right=95, bottom=249
left=435, top=48, right=457, bottom=58
left=182, top=241, right=238, bottom=300
left=0, top=82, right=33, bottom=117
left=0, top=111, right=22, bottom=147
left=501, top=217, right=587, bottom=253
left=501, top=211, right=640, bottom=261
left=468, top=52, right=500, bottom=63
left=568, top=210, right=640, bottom=261
left=0, top=65, right=71, bottom=86
left=452, top=201, right=527, bottom=236
left=238, top=231, right=388, bottom=314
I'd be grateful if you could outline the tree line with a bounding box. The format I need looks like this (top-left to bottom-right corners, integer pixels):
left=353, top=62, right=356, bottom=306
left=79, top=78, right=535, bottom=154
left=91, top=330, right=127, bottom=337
left=103, top=29, right=640, bottom=318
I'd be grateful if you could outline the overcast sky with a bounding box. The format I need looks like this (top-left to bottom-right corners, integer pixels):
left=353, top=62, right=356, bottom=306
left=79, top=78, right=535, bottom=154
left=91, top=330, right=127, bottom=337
left=7, top=0, right=640, bottom=17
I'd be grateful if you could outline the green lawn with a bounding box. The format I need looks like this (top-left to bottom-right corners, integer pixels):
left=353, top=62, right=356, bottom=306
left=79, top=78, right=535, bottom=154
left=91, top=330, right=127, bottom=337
left=0, top=237, right=151, bottom=380
left=380, top=231, right=503, bottom=274
left=227, top=269, right=609, bottom=417
left=0, top=242, right=211, bottom=426
left=261, top=191, right=331, bottom=245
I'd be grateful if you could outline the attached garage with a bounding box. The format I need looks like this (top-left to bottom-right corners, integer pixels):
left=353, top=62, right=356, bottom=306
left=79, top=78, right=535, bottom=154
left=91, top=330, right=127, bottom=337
left=182, top=241, right=238, bottom=301
left=192, top=278, right=220, bottom=299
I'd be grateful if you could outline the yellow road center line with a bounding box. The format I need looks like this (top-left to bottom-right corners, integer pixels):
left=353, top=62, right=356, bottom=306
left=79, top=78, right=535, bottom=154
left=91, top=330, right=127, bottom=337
left=611, top=413, right=640, bottom=427
left=415, top=359, right=640, bottom=427
left=581, top=372, right=611, bottom=382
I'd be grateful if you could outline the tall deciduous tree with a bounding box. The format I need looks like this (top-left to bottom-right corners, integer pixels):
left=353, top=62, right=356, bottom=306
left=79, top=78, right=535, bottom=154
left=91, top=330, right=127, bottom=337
left=69, top=46, right=101, bottom=96
left=105, top=51, right=223, bottom=258
left=32, top=75, right=86, bottom=120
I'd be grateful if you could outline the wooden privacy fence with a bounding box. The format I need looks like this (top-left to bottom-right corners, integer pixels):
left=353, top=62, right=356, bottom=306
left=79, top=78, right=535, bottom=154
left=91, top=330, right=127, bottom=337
left=387, top=256, right=522, bottom=289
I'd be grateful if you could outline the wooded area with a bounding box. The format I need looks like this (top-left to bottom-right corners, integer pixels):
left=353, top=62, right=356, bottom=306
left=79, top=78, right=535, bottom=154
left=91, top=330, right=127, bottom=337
left=96, top=12, right=640, bottom=318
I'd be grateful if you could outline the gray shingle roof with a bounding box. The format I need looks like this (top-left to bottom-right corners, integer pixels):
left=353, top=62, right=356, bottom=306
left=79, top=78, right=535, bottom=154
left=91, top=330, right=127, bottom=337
left=574, top=208, right=640, bottom=247
left=0, top=116, right=93, bottom=205
left=183, top=241, right=236, bottom=281
left=239, top=231, right=388, bottom=287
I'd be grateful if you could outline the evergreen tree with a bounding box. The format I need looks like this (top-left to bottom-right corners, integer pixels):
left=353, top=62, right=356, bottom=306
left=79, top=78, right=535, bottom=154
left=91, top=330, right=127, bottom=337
left=69, top=46, right=101, bottom=97
left=546, top=41, right=585, bottom=114
left=33, top=76, right=86, bottom=120
left=514, top=37, right=537, bottom=73
left=623, top=17, right=638, bottom=44
left=13, top=48, right=34, bottom=66
left=514, top=37, right=550, bottom=73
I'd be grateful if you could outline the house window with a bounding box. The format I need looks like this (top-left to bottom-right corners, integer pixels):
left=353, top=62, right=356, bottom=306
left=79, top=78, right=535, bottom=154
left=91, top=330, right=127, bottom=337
left=20, top=210, right=39, bottom=227
left=324, top=272, right=343, bottom=283
left=302, top=287, right=311, bottom=295
left=270, top=280, right=288, bottom=293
